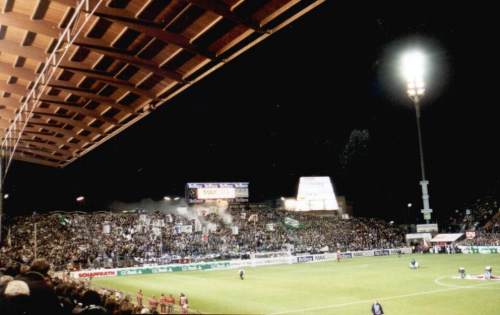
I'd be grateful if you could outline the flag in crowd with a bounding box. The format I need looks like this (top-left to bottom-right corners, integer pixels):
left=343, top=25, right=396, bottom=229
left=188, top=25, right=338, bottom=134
left=248, top=214, right=258, bottom=222
left=284, top=217, right=300, bottom=228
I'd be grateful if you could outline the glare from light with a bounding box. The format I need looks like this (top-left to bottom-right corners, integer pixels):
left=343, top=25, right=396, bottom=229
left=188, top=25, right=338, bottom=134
left=407, top=203, right=412, bottom=208
left=76, top=196, right=85, bottom=202
left=174, top=197, right=180, bottom=201
left=4, top=193, right=9, bottom=199
left=401, top=50, right=426, bottom=97
left=280, top=197, right=285, bottom=201
left=163, top=196, right=171, bottom=201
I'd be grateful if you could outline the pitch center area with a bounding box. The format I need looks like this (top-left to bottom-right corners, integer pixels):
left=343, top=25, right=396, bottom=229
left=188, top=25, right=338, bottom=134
left=92, top=254, right=500, bottom=315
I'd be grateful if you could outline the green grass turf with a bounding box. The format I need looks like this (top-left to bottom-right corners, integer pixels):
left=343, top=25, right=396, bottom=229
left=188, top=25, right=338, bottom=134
left=92, top=254, right=500, bottom=315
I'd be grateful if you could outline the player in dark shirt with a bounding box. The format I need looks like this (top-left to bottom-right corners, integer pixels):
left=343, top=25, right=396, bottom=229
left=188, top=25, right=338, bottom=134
left=458, top=267, right=466, bottom=279
left=239, top=269, right=245, bottom=280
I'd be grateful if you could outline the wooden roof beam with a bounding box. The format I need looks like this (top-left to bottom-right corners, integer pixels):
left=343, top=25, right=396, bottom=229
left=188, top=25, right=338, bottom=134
left=29, top=111, right=105, bottom=135
left=57, top=65, right=157, bottom=99
left=4, top=144, right=71, bottom=160
left=24, top=120, right=94, bottom=143
left=0, top=12, right=185, bottom=82
left=184, top=0, right=269, bottom=34
left=42, top=93, right=136, bottom=115
left=38, top=99, right=120, bottom=125
left=0, top=11, right=59, bottom=38
left=3, top=137, right=71, bottom=154
left=0, top=61, right=156, bottom=100
left=0, top=61, right=36, bottom=81
left=6, top=133, right=80, bottom=151
left=20, top=130, right=82, bottom=150
left=47, top=81, right=153, bottom=106
left=11, top=153, right=63, bottom=167
left=0, top=81, right=136, bottom=115
left=2, top=143, right=67, bottom=161
left=73, top=41, right=186, bottom=83
left=92, top=11, right=215, bottom=59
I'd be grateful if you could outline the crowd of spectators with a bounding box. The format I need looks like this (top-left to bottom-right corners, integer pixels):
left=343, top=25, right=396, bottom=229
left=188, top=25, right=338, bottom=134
left=0, top=207, right=406, bottom=271
left=0, top=257, right=181, bottom=315
left=458, top=232, right=500, bottom=246
left=447, top=196, right=499, bottom=232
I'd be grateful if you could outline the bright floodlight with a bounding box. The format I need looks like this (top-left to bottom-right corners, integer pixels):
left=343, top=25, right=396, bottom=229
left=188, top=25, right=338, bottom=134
left=76, top=196, right=85, bottom=202
left=3, top=193, right=9, bottom=199
left=174, top=197, right=180, bottom=201
left=401, top=50, right=426, bottom=97
left=163, top=196, right=171, bottom=201
left=407, top=203, right=412, bottom=208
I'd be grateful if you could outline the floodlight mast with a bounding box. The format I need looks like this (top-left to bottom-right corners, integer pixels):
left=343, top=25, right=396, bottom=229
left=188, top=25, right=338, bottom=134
left=401, top=50, right=432, bottom=224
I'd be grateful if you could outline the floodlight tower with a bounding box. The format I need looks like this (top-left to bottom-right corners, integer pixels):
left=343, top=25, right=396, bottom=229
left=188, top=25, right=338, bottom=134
left=401, top=50, right=433, bottom=224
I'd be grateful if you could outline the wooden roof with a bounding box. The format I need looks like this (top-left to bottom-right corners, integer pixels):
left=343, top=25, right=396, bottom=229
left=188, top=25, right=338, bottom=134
left=0, top=0, right=324, bottom=168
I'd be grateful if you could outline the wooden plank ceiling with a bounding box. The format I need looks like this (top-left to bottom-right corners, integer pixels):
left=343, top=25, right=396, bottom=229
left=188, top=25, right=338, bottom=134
left=0, top=0, right=324, bottom=167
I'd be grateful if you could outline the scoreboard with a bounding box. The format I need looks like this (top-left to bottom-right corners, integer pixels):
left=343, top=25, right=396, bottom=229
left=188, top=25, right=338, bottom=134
left=186, top=182, right=249, bottom=204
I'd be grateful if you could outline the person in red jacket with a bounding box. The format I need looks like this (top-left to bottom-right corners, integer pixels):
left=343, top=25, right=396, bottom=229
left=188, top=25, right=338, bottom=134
left=149, top=295, right=159, bottom=313
left=166, top=294, right=175, bottom=314
left=159, top=293, right=168, bottom=314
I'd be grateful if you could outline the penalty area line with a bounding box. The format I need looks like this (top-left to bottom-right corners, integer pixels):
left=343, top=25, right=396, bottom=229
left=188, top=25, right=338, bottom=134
left=268, top=280, right=500, bottom=315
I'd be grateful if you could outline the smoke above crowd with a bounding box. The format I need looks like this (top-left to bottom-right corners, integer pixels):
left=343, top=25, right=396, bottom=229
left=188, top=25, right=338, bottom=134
left=109, top=198, right=233, bottom=228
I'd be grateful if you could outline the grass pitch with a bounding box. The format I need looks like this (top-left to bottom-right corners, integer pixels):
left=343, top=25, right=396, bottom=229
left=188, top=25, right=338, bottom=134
left=92, top=254, right=500, bottom=314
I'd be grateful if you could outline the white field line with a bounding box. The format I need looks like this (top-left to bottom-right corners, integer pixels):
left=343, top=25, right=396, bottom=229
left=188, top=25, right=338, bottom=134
left=268, top=279, right=500, bottom=315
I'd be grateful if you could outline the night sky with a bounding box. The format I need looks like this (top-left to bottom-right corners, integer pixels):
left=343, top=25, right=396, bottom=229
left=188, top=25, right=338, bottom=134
left=4, top=1, right=500, bottom=223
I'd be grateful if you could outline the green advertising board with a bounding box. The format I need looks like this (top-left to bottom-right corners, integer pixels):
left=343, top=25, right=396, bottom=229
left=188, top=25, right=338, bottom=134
left=117, top=261, right=231, bottom=277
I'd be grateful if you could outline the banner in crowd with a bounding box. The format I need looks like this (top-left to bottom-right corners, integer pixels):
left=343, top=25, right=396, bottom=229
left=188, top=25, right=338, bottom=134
left=194, top=220, right=202, bottom=232
left=58, top=215, right=71, bottom=226
left=231, top=226, right=239, bottom=235
left=139, top=215, right=150, bottom=225
left=153, top=219, right=165, bottom=227
left=174, top=224, right=192, bottom=234
left=284, top=217, right=300, bottom=228
left=248, top=214, right=258, bottom=222
left=102, top=223, right=110, bottom=234
left=152, top=227, right=161, bottom=236
left=466, top=231, right=476, bottom=239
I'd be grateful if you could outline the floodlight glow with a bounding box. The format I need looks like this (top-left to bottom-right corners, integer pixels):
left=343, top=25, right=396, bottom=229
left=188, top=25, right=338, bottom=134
left=401, top=50, right=426, bottom=97
left=174, top=197, right=180, bottom=201
left=4, top=193, right=9, bottom=199
left=407, top=203, right=412, bottom=207
left=76, top=196, right=85, bottom=202
left=163, top=196, right=171, bottom=201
